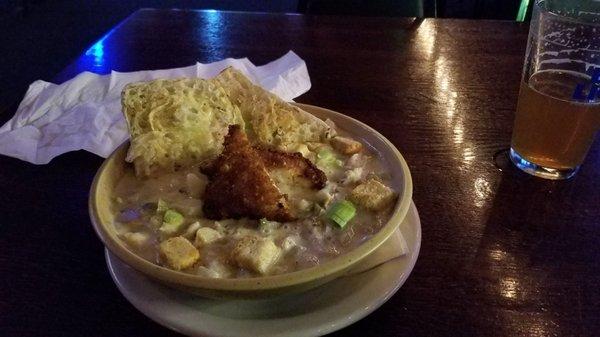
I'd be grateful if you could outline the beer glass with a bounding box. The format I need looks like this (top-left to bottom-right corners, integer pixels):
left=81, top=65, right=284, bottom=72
left=510, top=0, right=600, bottom=179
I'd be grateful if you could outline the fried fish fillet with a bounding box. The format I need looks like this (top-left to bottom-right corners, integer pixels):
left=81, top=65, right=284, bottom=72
left=202, top=125, right=294, bottom=222
left=256, top=148, right=326, bottom=190
left=203, top=125, right=329, bottom=222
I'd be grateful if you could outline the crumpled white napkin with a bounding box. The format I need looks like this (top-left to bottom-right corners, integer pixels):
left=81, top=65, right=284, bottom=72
left=0, top=50, right=311, bottom=164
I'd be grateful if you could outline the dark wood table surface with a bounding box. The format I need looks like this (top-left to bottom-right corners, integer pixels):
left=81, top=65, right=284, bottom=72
left=1, top=8, right=599, bottom=337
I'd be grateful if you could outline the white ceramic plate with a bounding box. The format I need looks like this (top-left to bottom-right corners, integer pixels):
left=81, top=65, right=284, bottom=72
left=106, top=201, right=421, bottom=337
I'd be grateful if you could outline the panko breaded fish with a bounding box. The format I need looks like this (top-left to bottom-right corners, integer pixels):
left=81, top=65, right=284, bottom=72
left=256, top=148, right=326, bottom=190
left=202, top=125, right=294, bottom=222
left=202, top=125, right=327, bottom=222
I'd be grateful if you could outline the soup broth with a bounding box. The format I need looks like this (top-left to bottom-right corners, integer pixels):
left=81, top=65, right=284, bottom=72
left=112, top=128, right=397, bottom=278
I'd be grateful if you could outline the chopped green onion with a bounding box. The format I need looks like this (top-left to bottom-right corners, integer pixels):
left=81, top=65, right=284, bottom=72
left=159, top=209, right=186, bottom=238
left=157, top=199, right=169, bottom=213
left=326, top=200, right=356, bottom=228
left=259, top=218, right=269, bottom=229
left=163, top=209, right=184, bottom=227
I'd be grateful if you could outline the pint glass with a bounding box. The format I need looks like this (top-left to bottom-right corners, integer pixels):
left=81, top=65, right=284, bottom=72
left=510, top=0, right=600, bottom=179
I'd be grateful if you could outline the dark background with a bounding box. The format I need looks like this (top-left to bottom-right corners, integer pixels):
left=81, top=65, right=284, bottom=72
left=5, top=3, right=600, bottom=337
left=0, top=0, right=524, bottom=123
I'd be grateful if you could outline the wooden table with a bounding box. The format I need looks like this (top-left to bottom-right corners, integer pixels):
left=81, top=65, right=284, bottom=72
left=2, top=9, right=599, bottom=337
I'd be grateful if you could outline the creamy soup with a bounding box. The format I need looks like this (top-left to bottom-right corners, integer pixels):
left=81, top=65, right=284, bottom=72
left=112, top=129, right=397, bottom=278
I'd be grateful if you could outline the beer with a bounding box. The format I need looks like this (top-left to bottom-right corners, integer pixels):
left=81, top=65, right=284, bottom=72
left=511, top=70, right=600, bottom=170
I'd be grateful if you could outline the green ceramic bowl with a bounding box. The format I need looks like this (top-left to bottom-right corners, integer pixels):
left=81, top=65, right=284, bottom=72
left=89, top=103, right=413, bottom=299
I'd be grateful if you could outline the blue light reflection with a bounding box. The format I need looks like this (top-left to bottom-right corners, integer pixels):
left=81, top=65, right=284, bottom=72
left=80, top=27, right=118, bottom=73
left=196, top=9, right=226, bottom=60
left=85, top=37, right=105, bottom=68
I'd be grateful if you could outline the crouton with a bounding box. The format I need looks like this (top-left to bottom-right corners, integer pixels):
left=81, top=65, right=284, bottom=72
left=330, top=136, right=363, bottom=155
left=194, top=227, right=223, bottom=247
left=349, top=178, right=397, bottom=211
left=159, top=236, right=200, bottom=270
left=232, top=236, right=281, bottom=274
